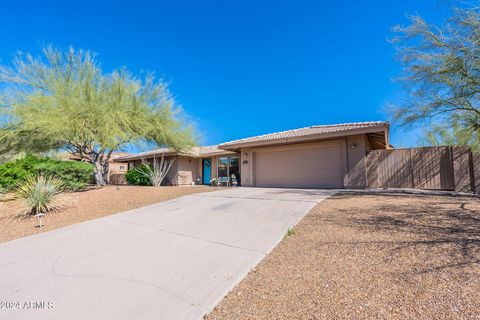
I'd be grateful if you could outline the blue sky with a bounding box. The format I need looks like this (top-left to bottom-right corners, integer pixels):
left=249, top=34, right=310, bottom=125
left=0, top=0, right=454, bottom=149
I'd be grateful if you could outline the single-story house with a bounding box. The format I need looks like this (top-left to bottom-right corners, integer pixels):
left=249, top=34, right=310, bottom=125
left=116, top=146, right=239, bottom=186
left=116, top=121, right=390, bottom=189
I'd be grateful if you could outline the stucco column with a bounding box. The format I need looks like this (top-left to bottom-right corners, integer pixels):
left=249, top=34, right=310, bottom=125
left=240, top=148, right=253, bottom=186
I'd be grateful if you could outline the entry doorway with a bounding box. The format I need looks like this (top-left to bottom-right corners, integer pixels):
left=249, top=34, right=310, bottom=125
left=202, top=158, right=212, bottom=185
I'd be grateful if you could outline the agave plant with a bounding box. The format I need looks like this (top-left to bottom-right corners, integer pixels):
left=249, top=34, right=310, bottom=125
left=14, top=175, right=65, bottom=215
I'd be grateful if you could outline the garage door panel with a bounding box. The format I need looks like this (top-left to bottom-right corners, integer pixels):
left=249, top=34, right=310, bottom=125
left=253, top=141, right=345, bottom=188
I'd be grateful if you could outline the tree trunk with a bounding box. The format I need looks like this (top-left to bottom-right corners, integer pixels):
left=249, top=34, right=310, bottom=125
left=69, top=148, right=111, bottom=187
left=93, top=159, right=109, bottom=186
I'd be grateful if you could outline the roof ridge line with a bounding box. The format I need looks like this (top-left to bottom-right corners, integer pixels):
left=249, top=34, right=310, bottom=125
left=310, top=120, right=387, bottom=128
left=219, top=121, right=388, bottom=146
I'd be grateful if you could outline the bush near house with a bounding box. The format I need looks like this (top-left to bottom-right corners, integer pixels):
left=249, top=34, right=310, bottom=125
left=125, top=165, right=153, bottom=186
left=0, top=155, right=94, bottom=191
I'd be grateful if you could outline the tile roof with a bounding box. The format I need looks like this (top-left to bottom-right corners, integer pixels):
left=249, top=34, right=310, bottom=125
left=116, top=121, right=389, bottom=161
left=115, top=145, right=235, bottom=161
left=219, top=121, right=389, bottom=149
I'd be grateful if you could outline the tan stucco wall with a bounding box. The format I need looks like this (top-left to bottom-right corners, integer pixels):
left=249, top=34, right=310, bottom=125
left=109, top=162, right=128, bottom=175
left=344, top=135, right=368, bottom=188
left=240, top=148, right=254, bottom=186
left=176, top=156, right=200, bottom=185
left=107, top=161, right=128, bottom=184
left=211, top=156, right=219, bottom=180
left=129, top=155, right=231, bottom=186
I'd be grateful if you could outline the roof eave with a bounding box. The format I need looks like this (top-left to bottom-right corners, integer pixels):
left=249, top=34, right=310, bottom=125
left=116, top=149, right=238, bottom=161
left=199, top=150, right=237, bottom=157
left=116, top=151, right=192, bottom=161
left=219, top=125, right=388, bottom=150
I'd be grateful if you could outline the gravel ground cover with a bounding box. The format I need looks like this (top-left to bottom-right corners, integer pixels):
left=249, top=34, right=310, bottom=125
left=0, top=185, right=221, bottom=244
left=207, top=191, right=480, bottom=320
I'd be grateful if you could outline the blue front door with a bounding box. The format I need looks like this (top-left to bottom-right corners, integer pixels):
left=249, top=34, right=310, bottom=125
left=203, top=158, right=212, bottom=184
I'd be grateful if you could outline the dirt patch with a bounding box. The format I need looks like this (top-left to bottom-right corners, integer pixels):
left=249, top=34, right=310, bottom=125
left=206, top=192, right=480, bottom=320
left=0, top=185, right=222, bottom=244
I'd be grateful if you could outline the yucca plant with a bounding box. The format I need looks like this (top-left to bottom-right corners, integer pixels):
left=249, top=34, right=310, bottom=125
left=14, top=175, right=65, bottom=215
left=133, top=153, right=176, bottom=187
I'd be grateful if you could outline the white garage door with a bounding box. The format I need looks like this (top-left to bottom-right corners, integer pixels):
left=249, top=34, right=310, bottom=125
left=253, top=140, right=346, bottom=188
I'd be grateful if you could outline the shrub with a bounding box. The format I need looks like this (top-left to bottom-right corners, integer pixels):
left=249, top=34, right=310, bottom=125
left=0, top=158, right=32, bottom=190
left=14, top=175, right=65, bottom=215
left=210, top=178, right=218, bottom=186
left=125, top=165, right=152, bottom=186
left=130, top=155, right=175, bottom=187
left=284, top=228, right=296, bottom=239
left=34, top=160, right=94, bottom=191
left=0, top=155, right=94, bottom=191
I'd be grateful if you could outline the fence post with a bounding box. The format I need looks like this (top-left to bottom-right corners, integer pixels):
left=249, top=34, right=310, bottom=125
left=452, top=146, right=475, bottom=193
left=473, top=152, right=480, bottom=194
left=409, top=148, right=415, bottom=188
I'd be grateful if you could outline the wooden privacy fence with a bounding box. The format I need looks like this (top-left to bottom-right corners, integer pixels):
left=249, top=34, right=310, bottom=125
left=366, top=146, right=478, bottom=193
left=474, top=151, right=480, bottom=194
left=109, top=174, right=126, bottom=185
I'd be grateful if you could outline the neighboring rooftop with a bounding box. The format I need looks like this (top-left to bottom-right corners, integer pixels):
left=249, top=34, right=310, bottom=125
left=69, top=151, right=131, bottom=162
left=219, top=121, right=389, bottom=150
left=115, top=145, right=235, bottom=161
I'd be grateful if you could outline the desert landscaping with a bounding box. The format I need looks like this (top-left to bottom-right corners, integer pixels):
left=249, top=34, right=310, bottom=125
left=207, top=191, right=480, bottom=320
left=0, top=185, right=220, bottom=244
left=1, top=2, right=480, bottom=319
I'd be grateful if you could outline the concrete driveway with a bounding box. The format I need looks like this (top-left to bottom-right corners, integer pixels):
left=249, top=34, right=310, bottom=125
left=0, top=187, right=334, bottom=320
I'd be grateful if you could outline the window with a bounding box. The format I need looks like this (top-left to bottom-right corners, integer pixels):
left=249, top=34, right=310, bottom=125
left=218, top=157, right=229, bottom=178
left=217, top=156, right=240, bottom=184
left=229, top=157, right=239, bottom=180
left=119, top=166, right=126, bottom=171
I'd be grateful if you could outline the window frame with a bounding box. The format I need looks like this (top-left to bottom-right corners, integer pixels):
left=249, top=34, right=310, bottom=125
left=217, top=156, right=240, bottom=179
left=217, top=156, right=229, bottom=178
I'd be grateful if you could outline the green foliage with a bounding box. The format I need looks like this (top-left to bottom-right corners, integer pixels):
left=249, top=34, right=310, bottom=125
left=0, top=46, right=195, bottom=185
left=210, top=178, right=218, bottom=186
left=14, top=175, right=65, bottom=215
left=131, top=155, right=176, bottom=187
left=125, top=165, right=152, bottom=186
left=0, top=155, right=93, bottom=191
left=419, top=120, right=480, bottom=151
left=34, top=160, right=94, bottom=191
left=391, top=7, right=480, bottom=137
left=0, top=160, right=30, bottom=190
left=284, top=228, right=296, bottom=239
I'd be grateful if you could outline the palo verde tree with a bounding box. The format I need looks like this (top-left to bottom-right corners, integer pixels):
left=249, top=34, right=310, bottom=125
left=419, top=119, right=480, bottom=151
left=0, top=46, right=195, bottom=185
left=391, top=6, right=480, bottom=148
